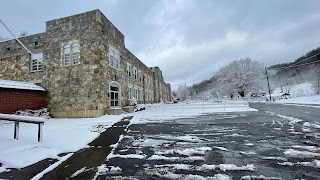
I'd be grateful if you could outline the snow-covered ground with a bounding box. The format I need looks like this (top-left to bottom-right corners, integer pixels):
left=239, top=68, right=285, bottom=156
left=273, top=82, right=320, bottom=105
left=0, top=114, right=127, bottom=171
left=130, top=101, right=256, bottom=124
left=0, top=100, right=256, bottom=174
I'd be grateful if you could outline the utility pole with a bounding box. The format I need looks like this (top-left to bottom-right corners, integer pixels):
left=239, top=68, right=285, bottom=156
left=265, top=67, right=272, bottom=101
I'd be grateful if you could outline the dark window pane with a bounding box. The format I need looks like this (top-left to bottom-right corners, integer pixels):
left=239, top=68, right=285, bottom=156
left=115, top=93, right=118, bottom=99
left=115, top=101, right=118, bottom=106
left=111, top=92, right=114, bottom=100
left=110, top=86, right=118, bottom=91
left=111, top=101, right=114, bottom=106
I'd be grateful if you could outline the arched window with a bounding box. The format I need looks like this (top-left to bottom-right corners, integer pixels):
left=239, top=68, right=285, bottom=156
left=63, top=45, right=71, bottom=66
left=63, top=42, right=80, bottom=66
left=71, top=43, right=79, bottom=64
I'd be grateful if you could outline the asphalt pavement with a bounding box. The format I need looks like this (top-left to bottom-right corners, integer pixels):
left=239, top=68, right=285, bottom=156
left=96, top=102, right=320, bottom=180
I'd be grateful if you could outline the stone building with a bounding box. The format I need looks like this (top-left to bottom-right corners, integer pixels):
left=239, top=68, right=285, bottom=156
left=0, top=9, right=171, bottom=118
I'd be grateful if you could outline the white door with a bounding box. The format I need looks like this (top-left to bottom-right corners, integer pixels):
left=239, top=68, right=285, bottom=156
left=110, top=85, right=119, bottom=107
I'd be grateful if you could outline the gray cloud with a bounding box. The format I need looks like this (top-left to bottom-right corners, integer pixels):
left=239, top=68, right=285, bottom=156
left=1, top=0, right=320, bottom=90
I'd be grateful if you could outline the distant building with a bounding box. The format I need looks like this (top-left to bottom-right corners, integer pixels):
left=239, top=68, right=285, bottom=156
left=0, top=9, right=171, bottom=118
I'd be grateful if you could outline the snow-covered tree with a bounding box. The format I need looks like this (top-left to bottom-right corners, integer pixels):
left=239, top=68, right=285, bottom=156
left=215, top=58, right=265, bottom=97
left=312, top=67, right=320, bottom=95
left=176, top=84, right=190, bottom=100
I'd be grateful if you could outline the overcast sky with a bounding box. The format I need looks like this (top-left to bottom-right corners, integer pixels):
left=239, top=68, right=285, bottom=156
left=1, top=0, right=320, bottom=90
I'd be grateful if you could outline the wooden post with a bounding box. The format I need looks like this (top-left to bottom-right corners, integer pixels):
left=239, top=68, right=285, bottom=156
left=14, top=121, right=19, bottom=140
left=38, top=123, right=44, bottom=142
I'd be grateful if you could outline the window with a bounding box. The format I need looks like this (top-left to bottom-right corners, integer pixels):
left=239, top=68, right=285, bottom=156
left=133, top=67, right=137, bottom=80
left=139, top=88, right=143, bottom=101
left=128, top=86, right=132, bottom=100
left=149, top=77, right=152, bottom=86
left=30, top=52, right=43, bottom=71
left=72, top=43, right=79, bottom=64
left=127, top=63, right=132, bottom=77
left=138, top=71, right=142, bottom=82
left=144, top=74, right=147, bottom=85
left=63, top=45, right=71, bottom=65
left=109, top=47, right=120, bottom=69
left=134, top=88, right=138, bottom=100
left=63, top=42, right=80, bottom=66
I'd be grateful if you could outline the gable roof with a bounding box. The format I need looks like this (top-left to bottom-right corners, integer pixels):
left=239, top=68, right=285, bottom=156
left=0, top=79, right=46, bottom=91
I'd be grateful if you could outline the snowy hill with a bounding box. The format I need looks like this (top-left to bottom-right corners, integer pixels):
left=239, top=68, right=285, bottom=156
left=272, top=82, right=315, bottom=97
left=272, top=82, right=320, bottom=105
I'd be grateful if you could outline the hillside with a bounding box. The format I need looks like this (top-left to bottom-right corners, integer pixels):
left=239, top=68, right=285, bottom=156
left=268, top=47, right=320, bottom=79
left=184, top=47, right=320, bottom=99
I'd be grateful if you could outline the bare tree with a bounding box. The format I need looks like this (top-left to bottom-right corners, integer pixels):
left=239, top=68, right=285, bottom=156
left=19, top=31, right=28, bottom=37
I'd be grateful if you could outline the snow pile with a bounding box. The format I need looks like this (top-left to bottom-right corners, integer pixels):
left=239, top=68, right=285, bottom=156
left=303, top=122, right=320, bottom=129
left=154, top=164, right=193, bottom=170
left=284, top=149, right=320, bottom=158
left=265, top=111, right=303, bottom=125
left=147, top=155, right=204, bottom=162
left=107, top=154, right=146, bottom=160
left=241, top=175, right=282, bottom=180
left=15, top=108, right=50, bottom=118
left=278, top=160, right=320, bottom=168
left=152, top=172, right=231, bottom=180
left=156, top=147, right=212, bottom=156
left=0, top=114, right=126, bottom=170
left=198, top=164, right=255, bottom=172
left=132, top=138, right=173, bottom=147
left=262, top=157, right=287, bottom=161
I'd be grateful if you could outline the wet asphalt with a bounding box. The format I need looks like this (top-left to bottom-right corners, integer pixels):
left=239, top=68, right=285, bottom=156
left=97, top=103, right=320, bottom=180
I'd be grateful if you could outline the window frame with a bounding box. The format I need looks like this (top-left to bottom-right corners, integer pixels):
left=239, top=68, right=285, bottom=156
left=30, top=52, right=44, bottom=72
left=133, top=67, right=137, bottom=80
left=63, top=41, right=80, bottom=66
left=134, top=87, right=138, bottom=100
left=128, top=85, right=132, bottom=100
left=127, top=63, right=132, bottom=77
left=109, top=46, right=120, bottom=70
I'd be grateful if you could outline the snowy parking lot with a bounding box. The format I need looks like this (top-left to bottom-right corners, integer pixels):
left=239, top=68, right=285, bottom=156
left=94, top=102, right=320, bottom=180
left=1, top=101, right=320, bottom=179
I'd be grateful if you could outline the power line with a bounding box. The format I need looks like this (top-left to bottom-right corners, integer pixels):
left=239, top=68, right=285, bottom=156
left=279, top=58, right=320, bottom=70
left=280, top=51, right=320, bottom=70
left=0, top=19, right=33, bottom=55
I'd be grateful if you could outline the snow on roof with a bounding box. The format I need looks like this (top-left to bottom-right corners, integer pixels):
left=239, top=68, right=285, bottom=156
left=0, top=79, right=46, bottom=91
